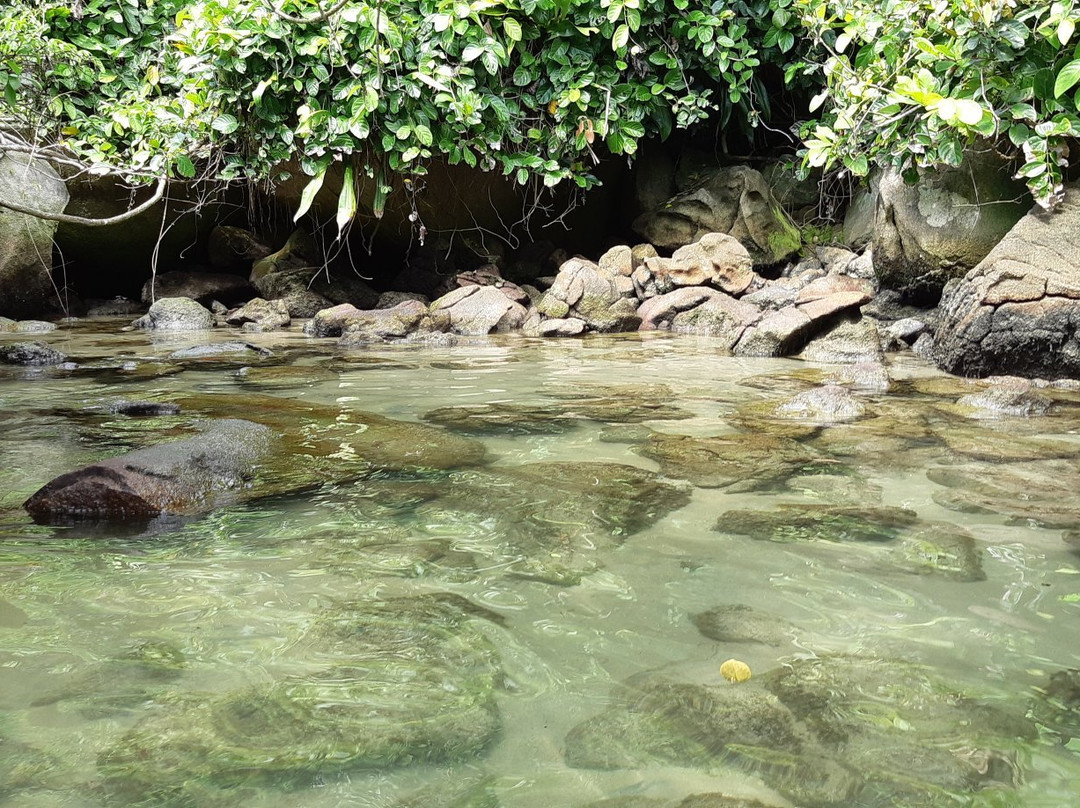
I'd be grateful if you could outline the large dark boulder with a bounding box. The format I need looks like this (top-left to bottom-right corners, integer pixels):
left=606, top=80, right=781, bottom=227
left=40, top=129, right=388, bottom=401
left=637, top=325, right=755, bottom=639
left=935, top=183, right=1080, bottom=378
left=141, top=270, right=255, bottom=307
left=23, top=419, right=275, bottom=522
left=0, top=154, right=69, bottom=318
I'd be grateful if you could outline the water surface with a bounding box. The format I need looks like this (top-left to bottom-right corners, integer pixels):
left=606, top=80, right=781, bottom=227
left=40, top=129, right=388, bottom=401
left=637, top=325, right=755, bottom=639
left=2, top=321, right=1080, bottom=806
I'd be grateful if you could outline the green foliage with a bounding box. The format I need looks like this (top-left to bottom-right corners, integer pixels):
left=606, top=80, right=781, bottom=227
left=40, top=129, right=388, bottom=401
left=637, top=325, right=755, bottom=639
left=796, top=0, right=1080, bottom=209
left=2, top=0, right=813, bottom=223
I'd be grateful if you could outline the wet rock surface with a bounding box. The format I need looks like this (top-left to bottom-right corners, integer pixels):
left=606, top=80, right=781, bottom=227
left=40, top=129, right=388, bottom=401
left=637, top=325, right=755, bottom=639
left=928, top=460, right=1080, bottom=527
left=935, top=181, right=1080, bottom=378
left=131, top=296, right=215, bottom=331
left=693, top=605, right=794, bottom=646
left=0, top=340, right=68, bottom=366
left=23, top=418, right=276, bottom=522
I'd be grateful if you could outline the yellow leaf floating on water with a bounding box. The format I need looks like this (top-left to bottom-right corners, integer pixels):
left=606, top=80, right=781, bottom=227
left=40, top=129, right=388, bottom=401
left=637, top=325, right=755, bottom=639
left=720, top=658, right=752, bottom=683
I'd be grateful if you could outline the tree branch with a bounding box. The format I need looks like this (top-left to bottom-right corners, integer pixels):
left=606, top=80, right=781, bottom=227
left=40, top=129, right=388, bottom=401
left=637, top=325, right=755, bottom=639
left=271, top=0, right=350, bottom=24
left=0, top=176, right=167, bottom=226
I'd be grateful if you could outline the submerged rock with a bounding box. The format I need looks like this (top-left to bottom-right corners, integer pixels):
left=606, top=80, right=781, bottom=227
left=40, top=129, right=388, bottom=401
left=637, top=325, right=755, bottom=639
left=167, top=341, right=274, bottom=363
left=936, top=421, right=1075, bottom=462
left=174, top=393, right=488, bottom=482
left=635, top=432, right=830, bottom=492
left=582, top=795, right=777, bottom=808
left=98, top=594, right=507, bottom=801
left=1031, top=668, right=1080, bottom=741
left=104, top=400, right=182, bottom=417
left=889, top=521, right=985, bottom=582
left=955, top=385, right=1055, bottom=418
left=716, top=504, right=918, bottom=543
left=564, top=671, right=808, bottom=770
left=31, top=640, right=186, bottom=719
left=693, top=605, right=794, bottom=646
left=566, top=657, right=1034, bottom=807
left=344, top=461, right=690, bottom=584
left=928, top=460, right=1080, bottom=528
left=424, top=390, right=688, bottom=436
left=761, top=655, right=1033, bottom=798
left=773, top=384, right=867, bottom=422
left=23, top=418, right=275, bottom=522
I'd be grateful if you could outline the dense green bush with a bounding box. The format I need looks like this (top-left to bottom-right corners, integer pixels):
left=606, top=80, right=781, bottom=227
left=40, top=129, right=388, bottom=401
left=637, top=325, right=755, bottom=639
left=2, top=0, right=1079, bottom=225
left=797, top=0, right=1080, bottom=209
left=2, top=0, right=812, bottom=224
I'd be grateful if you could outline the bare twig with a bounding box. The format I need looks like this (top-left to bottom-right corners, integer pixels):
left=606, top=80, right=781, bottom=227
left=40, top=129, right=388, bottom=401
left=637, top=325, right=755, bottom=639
left=0, top=176, right=166, bottom=226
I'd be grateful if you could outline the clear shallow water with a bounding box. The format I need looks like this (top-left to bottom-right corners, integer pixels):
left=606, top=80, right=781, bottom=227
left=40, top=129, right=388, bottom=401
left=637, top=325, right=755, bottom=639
left=2, top=321, right=1080, bottom=806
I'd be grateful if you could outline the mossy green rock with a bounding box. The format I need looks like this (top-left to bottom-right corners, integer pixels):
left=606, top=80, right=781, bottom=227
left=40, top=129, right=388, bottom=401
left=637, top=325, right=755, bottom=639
left=716, top=504, right=918, bottom=543
left=175, top=393, right=489, bottom=490
left=890, top=522, right=985, bottom=582
left=582, top=796, right=776, bottom=808
left=98, top=594, right=506, bottom=802
left=761, top=656, right=1034, bottom=799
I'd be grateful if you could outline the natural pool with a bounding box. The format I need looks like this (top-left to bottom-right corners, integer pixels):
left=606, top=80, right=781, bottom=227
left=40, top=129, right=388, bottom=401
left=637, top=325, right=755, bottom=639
left=2, top=320, right=1080, bottom=807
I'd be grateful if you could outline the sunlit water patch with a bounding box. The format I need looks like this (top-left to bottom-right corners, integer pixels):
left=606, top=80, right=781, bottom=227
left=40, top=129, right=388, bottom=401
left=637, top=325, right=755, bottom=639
left=2, top=324, right=1080, bottom=806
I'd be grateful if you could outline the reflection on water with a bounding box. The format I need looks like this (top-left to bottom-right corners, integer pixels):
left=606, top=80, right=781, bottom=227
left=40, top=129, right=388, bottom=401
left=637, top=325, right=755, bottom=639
left=3, top=324, right=1080, bottom=806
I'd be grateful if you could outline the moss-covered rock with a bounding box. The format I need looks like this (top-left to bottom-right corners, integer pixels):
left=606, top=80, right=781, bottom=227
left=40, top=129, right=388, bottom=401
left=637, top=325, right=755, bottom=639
left=889, top=522, right=985, bottom=582
left=761, top=655, right=1034, bottom=798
